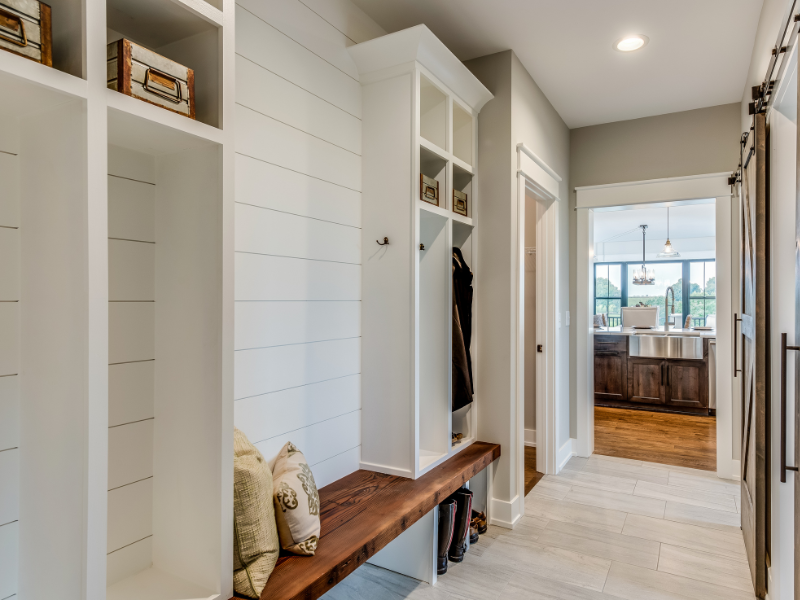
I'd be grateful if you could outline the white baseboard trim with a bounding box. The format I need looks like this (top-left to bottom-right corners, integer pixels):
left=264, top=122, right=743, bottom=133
left=556, top=438, right=577, bottom=473
left=489, top=494, right=522, bottom=530
left=524, top=428, right=536, bottom=447
left=730, top=459, right=741, bottom=481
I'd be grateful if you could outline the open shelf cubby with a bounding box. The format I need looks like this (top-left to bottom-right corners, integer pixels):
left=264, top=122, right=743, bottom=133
left=452, top=101, right=473, bottom=166
left=350, top=25, right=491, bottom=480
left=420, top=73, right=447, bottom=152
left=0, top=0, right=233, bottom=597
left=107, top=0, right=223, bottom=128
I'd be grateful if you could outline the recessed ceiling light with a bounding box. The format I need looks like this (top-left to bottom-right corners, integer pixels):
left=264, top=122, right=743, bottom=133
left=614, top=35, right=649, bottom=52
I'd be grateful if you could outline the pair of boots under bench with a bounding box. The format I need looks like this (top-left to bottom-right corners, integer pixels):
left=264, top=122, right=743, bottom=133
left=437, top=487, right=473, bottom=575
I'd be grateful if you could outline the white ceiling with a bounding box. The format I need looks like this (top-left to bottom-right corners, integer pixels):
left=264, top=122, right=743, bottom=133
left=350, top=0, right=764, bottom=128
left=593, top=203, right=716, bottom=243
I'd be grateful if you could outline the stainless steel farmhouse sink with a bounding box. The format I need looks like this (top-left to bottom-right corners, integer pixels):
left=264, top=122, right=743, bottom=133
left=629, top=335, right=703, bottom=360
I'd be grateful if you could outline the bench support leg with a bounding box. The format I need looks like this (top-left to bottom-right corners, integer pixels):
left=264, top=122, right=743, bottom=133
left=367, top=508, right=438, bottom=585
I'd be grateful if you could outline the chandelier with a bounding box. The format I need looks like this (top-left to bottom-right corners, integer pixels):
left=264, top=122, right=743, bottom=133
left=656, top=208, right=680, bottom=258
left=632, top=225, right=655, bottom=285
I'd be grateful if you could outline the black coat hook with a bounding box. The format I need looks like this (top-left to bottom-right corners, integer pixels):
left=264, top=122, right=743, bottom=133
left=377, top=237, right=389, bottom=246
left=419, top=243, right=425, bottom=250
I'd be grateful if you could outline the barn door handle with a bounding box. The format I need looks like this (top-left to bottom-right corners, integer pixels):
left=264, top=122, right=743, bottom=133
left=781, top=333, right=800, bottom=483
left=733, top=313, right=742, bottom=377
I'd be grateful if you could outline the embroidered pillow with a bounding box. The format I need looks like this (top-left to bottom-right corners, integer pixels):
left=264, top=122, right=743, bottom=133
left=272, top=441, right=321, bottom=555
left=233, top=428, right=280, bottom=598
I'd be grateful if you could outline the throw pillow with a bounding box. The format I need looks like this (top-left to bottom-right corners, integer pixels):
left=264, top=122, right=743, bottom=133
left=272, top=441, right=321, bottom=555
left=233, top=428, right=280, bottom=598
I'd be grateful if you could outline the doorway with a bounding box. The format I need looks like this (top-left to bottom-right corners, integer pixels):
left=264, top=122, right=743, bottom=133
left=575, top=173, right=737, bottom=480
left=590, top=201, right=718, bottom=471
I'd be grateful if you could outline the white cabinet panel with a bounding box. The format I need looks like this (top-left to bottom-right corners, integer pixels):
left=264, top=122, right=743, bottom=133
left=237, top=55, right=361, bottom=155
left=235, top=300, right=360, bottom=350
left=0, top=303, right=18, bottom=376
left=108, top=420, right=154, bottom=490
left=0, top=153, right=19, bottom=228
left=109, top=302, right=154, bottom=364
left=107, top=536, right=152, bottom=587
left=236, top=6, right=360, bottom=118
left=234, top=337, right=360, bottom=400
left=235, top=154, right=361, bottom=228
left=235, top=253, right=360, bottom=301
left=235, top=203, right=360, bottom=264
left=255, top=409, right=360, bottom=468
left=0, top=521, right=18, bottom=599
left=108, top=176, right=156, bottom=243
left=236, top=104, right=361, bottom=192
left=109, top=362, right=154, bottom=428
left=0, top=228, right=19, bottom=300
left=109, top=240, right=155, bottom=301
left=107, top=478, right=152, bottom=553
left=0, top=448, right=19, bottom=525
left=235, top=374, right=360, bottom=444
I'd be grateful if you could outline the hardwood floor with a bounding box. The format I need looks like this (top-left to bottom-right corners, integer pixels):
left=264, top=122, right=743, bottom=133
left=594, top=406, right=717, bottom=471
left=524, top=445, right=544, bottom=495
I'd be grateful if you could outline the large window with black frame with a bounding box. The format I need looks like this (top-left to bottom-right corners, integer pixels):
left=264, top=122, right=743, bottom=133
left=594, top=259, right=716, bottom=328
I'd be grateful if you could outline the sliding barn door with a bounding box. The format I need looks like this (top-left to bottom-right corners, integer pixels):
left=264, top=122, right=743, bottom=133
left=740, top=111, right=769, bottom=599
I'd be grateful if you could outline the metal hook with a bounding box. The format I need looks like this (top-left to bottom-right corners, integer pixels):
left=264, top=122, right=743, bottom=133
left=376, top=237, right=389, bottom=246
left=420, top=243, right=425, bottom=251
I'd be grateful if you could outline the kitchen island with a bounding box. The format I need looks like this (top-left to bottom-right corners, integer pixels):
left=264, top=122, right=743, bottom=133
left=593, top=326, right=715, bottom=415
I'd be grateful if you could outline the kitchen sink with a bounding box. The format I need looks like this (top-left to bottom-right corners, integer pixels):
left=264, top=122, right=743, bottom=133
left=629, top=335, right=703, bottom=360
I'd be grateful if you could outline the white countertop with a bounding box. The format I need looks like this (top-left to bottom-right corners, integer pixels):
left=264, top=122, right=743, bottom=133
left=593, top=326, right=716, bottom=339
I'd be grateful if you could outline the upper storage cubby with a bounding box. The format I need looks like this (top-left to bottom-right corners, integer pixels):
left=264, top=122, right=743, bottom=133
left=107, top=0, right=224, bottom=128
left=452, top=101, right=473, bottom=165
left=420, top=74, right=447, bottom=151
left=349, top=25, right=492, bottom=480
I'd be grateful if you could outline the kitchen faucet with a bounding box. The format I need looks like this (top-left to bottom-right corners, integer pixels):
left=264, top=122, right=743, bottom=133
left=665, top=287, right=675, bottom=331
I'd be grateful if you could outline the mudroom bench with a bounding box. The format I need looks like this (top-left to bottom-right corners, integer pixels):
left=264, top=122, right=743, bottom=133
left=232, top=441, right=501, bottom=600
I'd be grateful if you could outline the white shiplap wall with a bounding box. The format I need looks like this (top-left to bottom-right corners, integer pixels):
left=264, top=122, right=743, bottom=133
left=0, top=133, right=19, bottom=600
left=107, top=145, right=156, bottom=586
left=233, top=0, right=383, bottom=486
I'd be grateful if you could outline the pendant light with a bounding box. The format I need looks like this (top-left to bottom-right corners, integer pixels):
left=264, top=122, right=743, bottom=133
left=632, top=225, right=655, bottom=285
left=657, top=208, right=681, bottom=258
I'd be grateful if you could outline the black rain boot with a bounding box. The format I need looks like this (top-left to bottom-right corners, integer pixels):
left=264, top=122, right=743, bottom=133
left=448, top=487, right=473, bottom=563
left=437, top=499, right=457, bottom=575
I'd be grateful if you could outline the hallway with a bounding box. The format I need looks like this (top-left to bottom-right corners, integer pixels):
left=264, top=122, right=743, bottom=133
left=322, top=453, right=751, bottom=600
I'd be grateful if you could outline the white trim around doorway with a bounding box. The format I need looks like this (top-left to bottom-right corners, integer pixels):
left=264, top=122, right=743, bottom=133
left=575, top=172, right=737, bottom=481
left=517, top=143, right=560, bottom=484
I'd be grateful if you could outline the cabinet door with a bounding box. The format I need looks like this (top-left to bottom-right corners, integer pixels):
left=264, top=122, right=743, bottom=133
left=594, top=351, right=627, bottom=402
left=628, top=358, right=665, bottom=405
left=665, top=360, right=707, bottom=409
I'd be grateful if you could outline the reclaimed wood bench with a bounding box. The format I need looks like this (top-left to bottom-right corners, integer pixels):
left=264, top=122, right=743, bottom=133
left=232, top=441, right=501, bottom=600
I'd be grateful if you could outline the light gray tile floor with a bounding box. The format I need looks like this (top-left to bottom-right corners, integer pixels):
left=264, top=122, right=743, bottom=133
left=319, top=454, right=754, bottom=600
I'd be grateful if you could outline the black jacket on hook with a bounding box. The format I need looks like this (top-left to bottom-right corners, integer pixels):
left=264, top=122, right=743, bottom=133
left=452, top=247, right=473, bottom=412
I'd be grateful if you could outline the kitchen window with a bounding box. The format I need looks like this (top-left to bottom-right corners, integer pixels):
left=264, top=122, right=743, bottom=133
left=594, top=259, right=716, bottom=327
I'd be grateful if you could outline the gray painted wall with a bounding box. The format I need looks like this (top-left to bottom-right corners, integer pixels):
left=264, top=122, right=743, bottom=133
left=568, top=104, right=740, bottom=437
left=466, top=50, right=569, bottom=515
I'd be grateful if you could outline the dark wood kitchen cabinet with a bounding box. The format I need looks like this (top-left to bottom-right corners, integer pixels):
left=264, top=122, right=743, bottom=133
left=628, top=357, right=666, bottom=405
left=594, top=335, right=710, bottom=415
left=594, top=335, right=627, bottom=403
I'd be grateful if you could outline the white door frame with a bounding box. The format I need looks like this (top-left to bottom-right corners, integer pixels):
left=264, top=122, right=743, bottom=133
left=574, top=172, right=737, bottom=481
left=516, top=144, right=560, bottom=480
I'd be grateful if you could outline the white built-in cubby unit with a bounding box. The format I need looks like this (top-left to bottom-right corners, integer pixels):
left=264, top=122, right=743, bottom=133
left=0, top=0, right=233, bottom=598
left=349, top=25, right=492, bottom=479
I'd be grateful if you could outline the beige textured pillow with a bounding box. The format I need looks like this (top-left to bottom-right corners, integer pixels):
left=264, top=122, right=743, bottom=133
left=233, top=428, right=280, bottom=598
left=272, top=441, right=321, bottom=555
